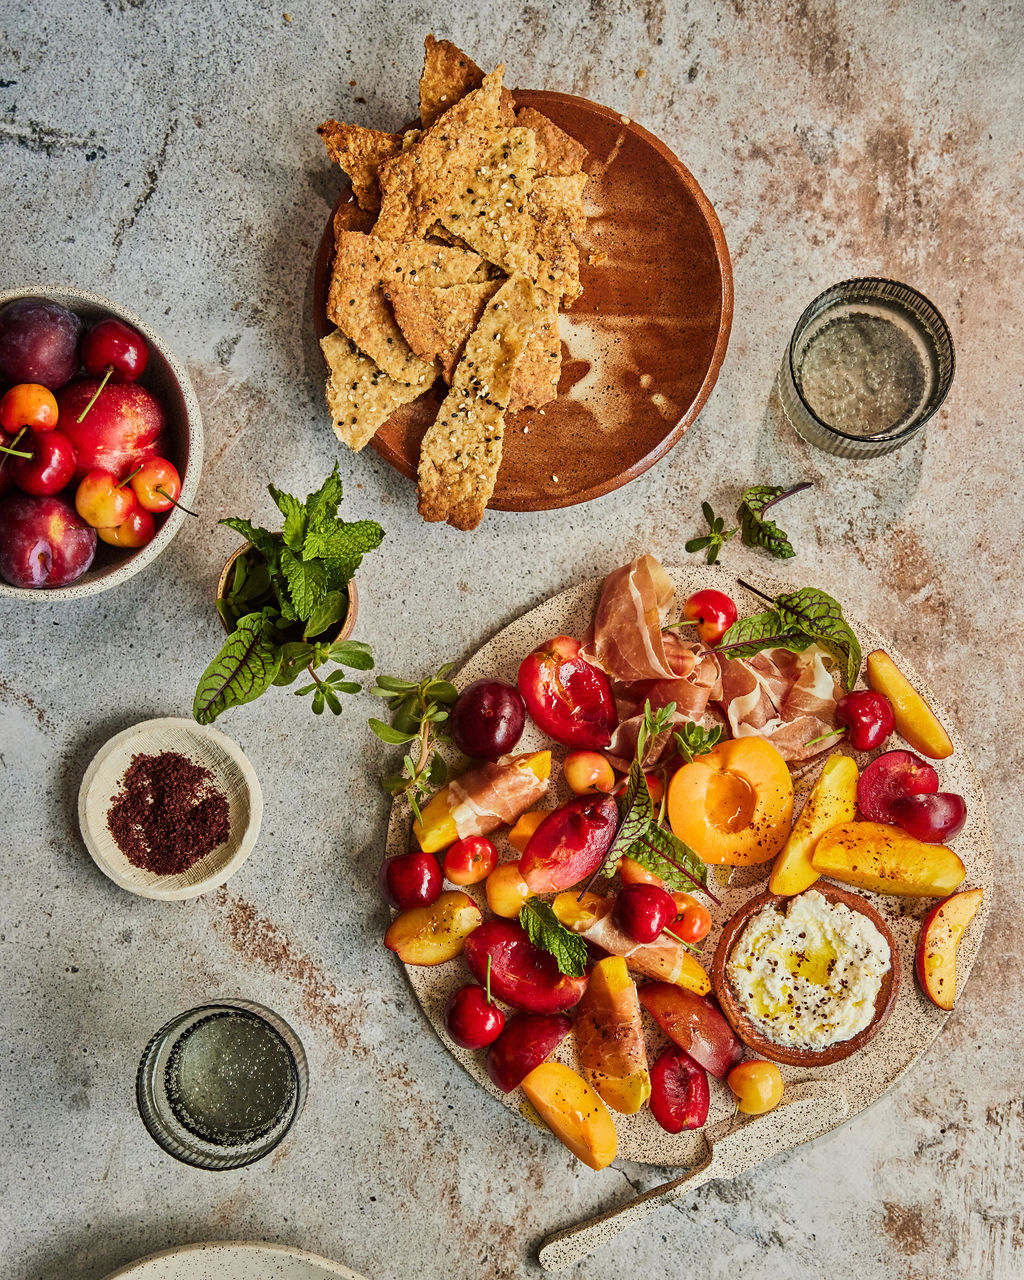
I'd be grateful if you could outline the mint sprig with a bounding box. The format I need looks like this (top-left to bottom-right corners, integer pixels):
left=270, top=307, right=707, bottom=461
left=519, top=898, right=588, bottom=977
left=685, top=501, right=738, bottom=565
left=194, top=465, right=382, bottom=723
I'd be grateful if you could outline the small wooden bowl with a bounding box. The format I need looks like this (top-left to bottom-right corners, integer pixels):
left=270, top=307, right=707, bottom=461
left=216, top=540, right=358, bottom=641
left=712, top=883, right=901, bottom=1067
left=78, top=717, right=263, bottom=901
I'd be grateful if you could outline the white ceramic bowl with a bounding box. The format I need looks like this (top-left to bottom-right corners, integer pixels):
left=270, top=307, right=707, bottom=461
left=0, top=285, right=203, bottom=599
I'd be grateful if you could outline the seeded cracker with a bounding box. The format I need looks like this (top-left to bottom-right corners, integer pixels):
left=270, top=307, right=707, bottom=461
left=514, top=106, right=588, bottom=176
left=333, top=201, right=375, bottom=238
left=418, top=274, right=540, bottom=530
left=320, top=330, right=425, bottom=452
left=374, top=67, right=506, bottom=240
left=436, top=127, right=537, bottom=270
left=387, top=280, right=500, bottom=380
left=507, top=289, right=561, bottom=412
left=328, top=231, right=487, bottom=382
left=317, top=122, right=404, bottom=212
left=419, top=35, right=485, bottom=128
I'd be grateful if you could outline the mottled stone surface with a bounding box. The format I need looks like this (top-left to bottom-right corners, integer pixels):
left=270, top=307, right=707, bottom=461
left=1, top=3, right=1022, bottom=1279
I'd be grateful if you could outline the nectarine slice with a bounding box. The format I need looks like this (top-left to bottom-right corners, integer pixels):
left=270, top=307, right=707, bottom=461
left=667, top=737, right=794, bottom=865
left=520, top=1062, right=618, bottom=1170
left=384, top=891, right=482, bottom=965
left=769, top=753, right=859, bottom=896
left=811, top=822, right=965, bottom=897
left=865, top=650, right=953, bottom=760
left=574, top=958, right=650, bottom=1114
left=507, top=810, right=548, bottom=854
left=916, top=887, right=983, bottom=1010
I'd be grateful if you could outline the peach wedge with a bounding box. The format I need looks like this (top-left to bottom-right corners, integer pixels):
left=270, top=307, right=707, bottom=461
left=520, top=1062, right=618, bottom=1170
left=384, top=890, right=482, bottom=964
left=769, top=752, right=859, bottom=896
left=865, top=650, right=953, bottom=760
left=811, top=821, right=966, bottom=897
left=916, top=887, right=984, bottom=1010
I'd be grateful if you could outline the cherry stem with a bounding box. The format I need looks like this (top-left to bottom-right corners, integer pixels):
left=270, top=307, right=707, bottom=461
left=735, top=578, right=776, bottom=605
left=758, top=481, right=812, bottom=514
left=156, top=485, right=199, bottom=516
left=117, top=465, right=143, bottom=488
left=663, top=927, right=701, bottom=956
left=0, top=427, right=29, bottom=472
left=485, top=954, right=493, bottom=1006
left=76, top=365, right=113, bottom=422
left=0, top=445, right=32, bottom=459
left=804, top=727, right=845, bottom=748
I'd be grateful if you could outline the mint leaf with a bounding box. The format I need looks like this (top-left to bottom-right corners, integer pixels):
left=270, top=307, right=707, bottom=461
left=219, top=518, right=278, bottom=567
left=519, top=898, right=588, bottom=977
left=280, top=547, right=329, bottom=620
left=775, top=587, right=862, bottom=689
left=738, top=484, right=809, bottom=560
left=303, top=464, right=346, bottom=532
left=268, top=485, right=307, bottom=552
left=304, top=589, right=347, bottom=640
left=193, top=611, right=282, bottom=724
left=306, top=521, right=385, bottom=587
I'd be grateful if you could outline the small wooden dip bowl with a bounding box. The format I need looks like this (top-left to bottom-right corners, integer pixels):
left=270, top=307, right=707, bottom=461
left=712, top=883, right=901, bottom=1067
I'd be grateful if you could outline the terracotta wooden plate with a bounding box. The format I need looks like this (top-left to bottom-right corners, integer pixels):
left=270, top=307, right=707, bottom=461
left=384, top=564, right=992, bottom=1167
left=712, top=884, right=902, bottom=1067
left=313, top=91, right=733, bottom=511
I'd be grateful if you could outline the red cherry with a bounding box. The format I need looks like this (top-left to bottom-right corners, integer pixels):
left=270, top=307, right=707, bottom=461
left=444, top=984, right=505, bottom=1049
left=681, top=589, right=738, bottom=646
left=0, top=383, right=59, bottom=432
left=81, top=317, right=149, bottom=383
left=836, top=690, right=896, bottom=751
left=130, top=456, right=181, bottom=512
left=9, top=429, right=76, bottom=495
left=890, top=792, right=967, bottom=843
left=96, top=506, right=156, bottom=549
left=614, top=882, right=677, bottom=944
left=378, top=851, right=442, bottom=911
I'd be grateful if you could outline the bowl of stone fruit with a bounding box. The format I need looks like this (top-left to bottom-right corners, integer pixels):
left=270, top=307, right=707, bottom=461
left=0, top=286, right=203, bottom=598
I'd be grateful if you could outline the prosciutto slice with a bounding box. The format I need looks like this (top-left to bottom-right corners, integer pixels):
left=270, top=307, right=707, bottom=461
left=574, top=960, right=648, bottom=1106
left=448, top=753, right=549, bottom=839
left=717, top=643, right=840, bottom=763
left=581, top=554, right=679, bottom=681
left=570, top=895, right=710, bottom=993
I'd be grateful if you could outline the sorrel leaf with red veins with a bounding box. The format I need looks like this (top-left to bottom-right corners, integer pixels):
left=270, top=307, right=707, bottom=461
left=193, top=610, right=283, bottom=725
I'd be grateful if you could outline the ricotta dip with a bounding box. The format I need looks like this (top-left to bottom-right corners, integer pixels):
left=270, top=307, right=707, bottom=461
left=727, top=890, right=891, bottom=1050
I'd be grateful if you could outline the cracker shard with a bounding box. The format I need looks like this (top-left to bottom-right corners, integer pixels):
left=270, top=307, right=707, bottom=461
left=417, top=274, right=539, bottom=531
left=419, top=35, right=484, bottom=128
left=327, top=231, right=486, bottom=383
left=317, top=122, right=404, bottom=212
left=321, top=330, right=425, bottom=452
left=515, top=106, right=589, bottom=176
left=387, top=279, right=500, bottom=381
left=436, top=126, right=537, bottom=272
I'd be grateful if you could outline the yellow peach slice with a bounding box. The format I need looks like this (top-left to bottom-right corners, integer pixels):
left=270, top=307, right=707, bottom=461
left=383, top=891, right=482, bottom=964
left=667, top=737, right=794, bottom=865
left=413, top=751, right=551, bottom=852
left=520, top=1062, right=618, bottom=1170
left=916, top=887, right=984, bottom=1010
left=507, top=809, right=549, bottom=854
left=811, top=821, right=966, bottom=897
left=769, top=753, right=859, bottom=896
left=865, top=650, right=953, bottom=760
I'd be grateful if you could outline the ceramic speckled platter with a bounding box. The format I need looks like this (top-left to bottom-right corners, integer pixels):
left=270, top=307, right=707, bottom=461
left=102, top=1241, right=367, bottom=1279
left=313, top=91, right=733, bottom=511
left=384, top=564, right=993, bottom=1169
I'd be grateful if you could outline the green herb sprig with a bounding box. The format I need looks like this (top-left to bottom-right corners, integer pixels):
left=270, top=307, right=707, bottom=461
left=194, top=466, right=381, bottom=724
left=717, top=580, right=862, bottom=689
left=672, top=721, right=723, bottom=766
left=519, top=897, right=588, bottom=977
left=737, top=483, right=812, bottom=559
left=685, top=501, right=738, bottom=565
left=581, top=701, right=719, bottom=904
left=368, top=666, right=459, bottom=822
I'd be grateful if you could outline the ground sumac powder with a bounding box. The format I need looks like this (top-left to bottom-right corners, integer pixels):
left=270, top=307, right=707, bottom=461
left=107, top=751, right=231, bottom=875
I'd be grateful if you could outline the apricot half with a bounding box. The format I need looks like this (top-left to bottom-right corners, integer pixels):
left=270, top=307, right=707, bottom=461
left=520, top=1062, right=618, bottom=1170
left=667, top=737, right=794, bottom=865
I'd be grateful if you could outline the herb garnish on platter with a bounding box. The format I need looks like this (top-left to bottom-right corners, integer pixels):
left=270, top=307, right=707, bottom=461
left=519, top=897, right=589, bottom=977
left=719, top=580, right=862, bottom=689
left=368, top=667, right=459, bottom=821
left=685, top=500, right=737, bottom=565
left=193, top=466, right=380, bottom=723
left=584, top=702, right=718, bottom=903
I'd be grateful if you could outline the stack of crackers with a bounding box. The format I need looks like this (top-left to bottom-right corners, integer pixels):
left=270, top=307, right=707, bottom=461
left=317, top=36, right=588, bottom=531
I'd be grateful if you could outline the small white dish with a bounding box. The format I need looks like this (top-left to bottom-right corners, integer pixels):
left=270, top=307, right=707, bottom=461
left=79, top=717, right=262, bottom=900
left=101, top=1240, right=367, bottom=1279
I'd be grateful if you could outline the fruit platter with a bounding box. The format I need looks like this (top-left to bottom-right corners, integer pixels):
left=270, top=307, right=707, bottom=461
left=380, top=556, right=991, bottom=1168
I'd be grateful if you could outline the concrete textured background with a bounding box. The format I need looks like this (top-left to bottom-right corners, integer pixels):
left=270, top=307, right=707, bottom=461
left=2, top=1, right=1022, bottom=1277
